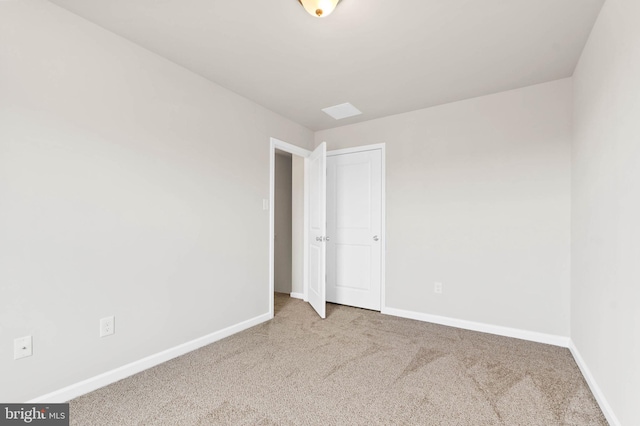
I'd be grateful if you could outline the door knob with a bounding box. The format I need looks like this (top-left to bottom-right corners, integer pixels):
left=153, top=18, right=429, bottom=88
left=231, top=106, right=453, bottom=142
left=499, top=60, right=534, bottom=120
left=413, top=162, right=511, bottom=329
left=373, top=235, right=379, bottom=241
left=325, top=236, right=330, bottom=242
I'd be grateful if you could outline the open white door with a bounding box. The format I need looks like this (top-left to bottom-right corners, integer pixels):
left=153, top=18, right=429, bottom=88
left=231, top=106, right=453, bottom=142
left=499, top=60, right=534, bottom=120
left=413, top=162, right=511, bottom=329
left=307, top=142, right=327, bottom=318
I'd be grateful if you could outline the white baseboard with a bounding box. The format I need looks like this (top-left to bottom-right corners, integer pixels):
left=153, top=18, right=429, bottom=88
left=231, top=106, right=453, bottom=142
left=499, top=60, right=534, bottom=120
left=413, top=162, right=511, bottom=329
left=290, top=292, right=304, bottom=300
left=381, top=307, right=619, bottom=424
left=381, top=307, right=570, bottom=348
left=28, top=312, right=271, bottom=403
left=568, top=340, right=621, bottom=426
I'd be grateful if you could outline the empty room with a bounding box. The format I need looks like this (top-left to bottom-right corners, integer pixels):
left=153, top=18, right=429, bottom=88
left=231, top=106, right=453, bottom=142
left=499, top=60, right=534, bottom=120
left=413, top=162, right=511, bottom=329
left=0, top=0, right=638, bottom=425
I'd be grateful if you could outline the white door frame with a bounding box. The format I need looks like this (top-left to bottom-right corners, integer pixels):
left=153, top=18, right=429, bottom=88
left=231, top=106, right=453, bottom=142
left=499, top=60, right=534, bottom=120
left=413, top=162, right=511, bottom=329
left=269, top=137, right=311, bottom=319
left=327, top=143, right=386, bottom=311
left=269, top=139, right=386, bottom=318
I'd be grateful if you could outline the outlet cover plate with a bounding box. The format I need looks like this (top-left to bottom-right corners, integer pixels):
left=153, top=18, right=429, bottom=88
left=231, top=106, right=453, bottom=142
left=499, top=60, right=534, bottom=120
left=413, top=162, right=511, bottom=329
left=14, top=335, right=33, bottom=360
left=100, top=316, right=115, bottom=337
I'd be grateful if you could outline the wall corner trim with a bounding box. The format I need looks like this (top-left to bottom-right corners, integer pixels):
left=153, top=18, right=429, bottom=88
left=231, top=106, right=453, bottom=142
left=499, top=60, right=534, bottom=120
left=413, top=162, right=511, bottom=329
left=568, top=340, right=622, bottom=426
left=28, top=312, right=272, bottom=404
left=289, top=292, right=305, bottom=300
left=381, top=307, right=570, bottom=347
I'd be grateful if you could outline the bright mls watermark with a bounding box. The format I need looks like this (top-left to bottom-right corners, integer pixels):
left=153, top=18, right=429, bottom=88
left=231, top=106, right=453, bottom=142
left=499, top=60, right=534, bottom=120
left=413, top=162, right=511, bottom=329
left=0, top=404, right=68, bottom=425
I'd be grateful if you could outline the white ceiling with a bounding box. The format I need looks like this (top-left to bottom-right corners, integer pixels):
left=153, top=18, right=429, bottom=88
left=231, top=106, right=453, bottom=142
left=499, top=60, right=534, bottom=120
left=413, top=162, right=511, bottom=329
left=48, top=0, right=604, bottom=131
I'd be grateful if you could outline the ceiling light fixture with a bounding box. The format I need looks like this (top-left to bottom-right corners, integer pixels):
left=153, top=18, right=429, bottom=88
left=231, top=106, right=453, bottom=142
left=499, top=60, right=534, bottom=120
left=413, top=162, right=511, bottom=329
left=298, top=0, right=341, bottom=18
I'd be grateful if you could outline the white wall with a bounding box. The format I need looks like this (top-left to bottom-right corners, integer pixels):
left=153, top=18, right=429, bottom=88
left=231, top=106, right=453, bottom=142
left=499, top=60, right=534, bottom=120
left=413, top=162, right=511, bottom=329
left=316, top=79, right=572, bottom=337
left=0, top=0, right=312, bottom=402
left=572, top=0, right=640, bottom=424
left=274, top=152, right=292, bottom=293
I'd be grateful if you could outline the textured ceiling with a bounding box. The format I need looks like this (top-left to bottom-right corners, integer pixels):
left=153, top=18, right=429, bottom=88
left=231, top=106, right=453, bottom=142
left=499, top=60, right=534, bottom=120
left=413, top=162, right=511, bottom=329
left=48, top=0, right=604, bottom=130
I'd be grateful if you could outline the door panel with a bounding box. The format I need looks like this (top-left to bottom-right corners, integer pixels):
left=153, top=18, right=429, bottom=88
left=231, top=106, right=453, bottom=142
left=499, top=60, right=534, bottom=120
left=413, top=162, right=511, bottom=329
left=327, top=149, right=382, bottom=311
left=336, top=244, right=371, bottom=290
left=307, top=143, right=326, bottom=318
left=337, top=161, right=371, bottom=229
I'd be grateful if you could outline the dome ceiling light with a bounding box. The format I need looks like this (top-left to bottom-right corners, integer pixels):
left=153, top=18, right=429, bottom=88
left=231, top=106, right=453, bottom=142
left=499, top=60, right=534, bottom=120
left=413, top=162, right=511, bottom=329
left=298, top=0, right=342, bottom=18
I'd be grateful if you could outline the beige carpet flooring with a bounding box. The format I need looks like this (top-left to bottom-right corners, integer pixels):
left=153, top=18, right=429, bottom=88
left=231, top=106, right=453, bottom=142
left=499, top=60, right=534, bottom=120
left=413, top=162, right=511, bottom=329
left=70, top=294, right=607, bottom=425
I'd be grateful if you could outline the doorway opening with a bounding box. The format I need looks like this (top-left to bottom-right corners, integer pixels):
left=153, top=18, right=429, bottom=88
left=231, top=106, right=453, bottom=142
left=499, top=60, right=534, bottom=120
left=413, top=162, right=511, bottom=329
left=273, top=149, right=305, bottom=316
left=268, top=138, right=310, bottom=320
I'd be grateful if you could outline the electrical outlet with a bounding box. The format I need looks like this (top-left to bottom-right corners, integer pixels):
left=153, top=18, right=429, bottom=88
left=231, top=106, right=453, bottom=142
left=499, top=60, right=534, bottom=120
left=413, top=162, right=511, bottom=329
left=100, top=316, right=115, bottom=337
left=14, top=335, right=32, bottom=360
left=434, top=282, right=443, bottom=294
